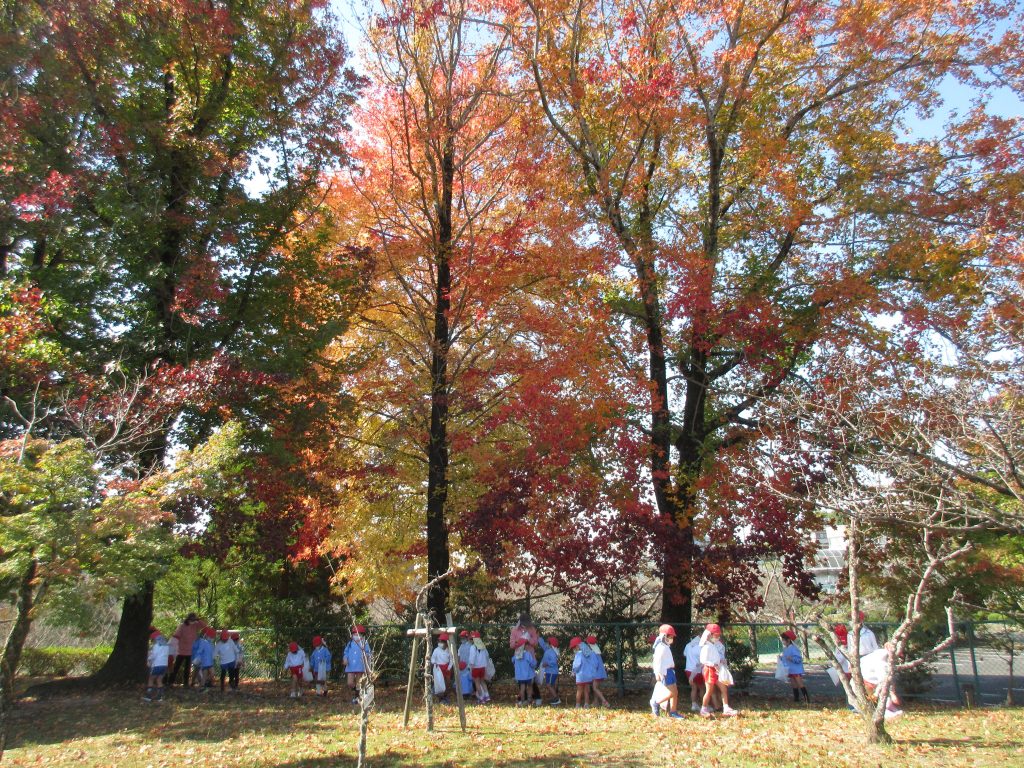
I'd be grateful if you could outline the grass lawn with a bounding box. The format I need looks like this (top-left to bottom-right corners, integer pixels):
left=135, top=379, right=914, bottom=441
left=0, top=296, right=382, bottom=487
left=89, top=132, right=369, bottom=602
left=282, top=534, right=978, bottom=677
left=5, top=682, right=1024, bottom=767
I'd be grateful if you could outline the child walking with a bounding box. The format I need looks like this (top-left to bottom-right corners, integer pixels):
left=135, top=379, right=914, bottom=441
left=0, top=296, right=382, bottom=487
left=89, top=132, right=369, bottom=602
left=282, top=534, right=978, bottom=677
left=586, top=635, right=610, bottom=707
left=191, top=627, right=216, bottom=692
left=570, top=637, right=594, bottom=708
left=144, top=630, right=170, bottom=702
left=780, top=630, right=809, bottom=703
left=650, top=624, right=682, bottom=717
left=538, top=635, right=561, bottom=705
left=699, top=624, right=738, bottom=717
left=343, top=625, right=372, bottom=704
left=215, top=629, right=240, bottom=691
left=683, top=633, right=704, bottom=712
left=284, top=641, right=307, bottom=698
left=310, top=635, right=332, bottom=696
left=512, top=638, right=539, bottom=706
left=468, top=631, right=492, bottom=704
left=458, top=660, right=474, bottom=699
left=431, top=633, right=453, bottom=704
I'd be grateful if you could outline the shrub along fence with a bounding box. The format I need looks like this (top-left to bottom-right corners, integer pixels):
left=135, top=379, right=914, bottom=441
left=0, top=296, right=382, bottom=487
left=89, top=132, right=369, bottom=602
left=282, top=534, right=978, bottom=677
left=22, top=620, right=1020, bottom=706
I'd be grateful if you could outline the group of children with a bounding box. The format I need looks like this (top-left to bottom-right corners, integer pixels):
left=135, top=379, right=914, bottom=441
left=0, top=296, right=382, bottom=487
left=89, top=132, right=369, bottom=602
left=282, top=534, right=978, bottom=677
left=146, top=616, right=902, bottom=717
left=282, top=625, right=371, bottom=701
left=649, top=623, right=739, bottom=718
left=145, top=627, right=243, bottom=702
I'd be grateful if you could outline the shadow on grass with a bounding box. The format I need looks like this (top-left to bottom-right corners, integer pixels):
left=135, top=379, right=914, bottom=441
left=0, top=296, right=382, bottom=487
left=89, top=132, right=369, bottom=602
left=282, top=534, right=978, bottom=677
left=6, top=684, right=383, bottom=748
left=272, top=750, right=651, bottom=768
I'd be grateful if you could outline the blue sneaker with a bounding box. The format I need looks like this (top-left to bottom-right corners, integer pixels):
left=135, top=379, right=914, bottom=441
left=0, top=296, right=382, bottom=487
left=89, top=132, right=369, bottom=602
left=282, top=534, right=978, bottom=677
left=669, top=711, right=685, bottom=718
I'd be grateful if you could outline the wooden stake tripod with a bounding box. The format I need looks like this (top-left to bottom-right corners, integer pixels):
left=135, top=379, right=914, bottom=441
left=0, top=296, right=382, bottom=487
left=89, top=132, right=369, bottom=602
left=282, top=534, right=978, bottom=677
left=402, top=612, right=467, bottom=732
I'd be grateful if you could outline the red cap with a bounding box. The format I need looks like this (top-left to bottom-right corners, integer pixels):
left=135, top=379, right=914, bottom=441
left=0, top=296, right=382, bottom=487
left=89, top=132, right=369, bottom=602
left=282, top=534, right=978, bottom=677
left=204, top=627, right=216, bottom=638
left=459, top=630, right=469, bottom=638
left=547, top=636, right=559, bottom=647
left=438, top=633, right=449, bottom=642
left=586, top=635, right=597, bottom=644
left=149, top=631, right=160, bottom=640
left=833, top=624, right=849, bottom=638
left=353, top=625, right=366, bottom=634
left=705, top=623, right=722, bottom=635
left=857, top=611, right=866, bottom=622
left=470, top=630, right=481, bottom=638
left=220, top=630, right=230, bottom=641
left=230, top=631, right=240, bottom=641
left=781, top=630, right=797, bottom=641
left=569, top=636, right=583, bottom=649
left=312, top=635, right=322, bottom=647
left=289, top=642, right=299, bottom=652
left=459, top=661, right=467, bottom=670
left=515, top=637, right=527, bottom=647
left=658, top=624, right=676, bottom=637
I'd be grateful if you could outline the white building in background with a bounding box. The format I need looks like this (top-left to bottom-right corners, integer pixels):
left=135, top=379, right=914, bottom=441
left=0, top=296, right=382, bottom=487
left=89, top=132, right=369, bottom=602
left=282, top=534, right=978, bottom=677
left=808, top=526, right=847, bottom=593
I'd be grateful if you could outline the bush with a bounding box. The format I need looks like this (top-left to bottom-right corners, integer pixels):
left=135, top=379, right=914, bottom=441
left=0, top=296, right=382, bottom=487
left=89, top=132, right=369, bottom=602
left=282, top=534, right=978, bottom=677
left=18, top=646, right=111, bottom=677
left=725, top=635, right=756, bottom=690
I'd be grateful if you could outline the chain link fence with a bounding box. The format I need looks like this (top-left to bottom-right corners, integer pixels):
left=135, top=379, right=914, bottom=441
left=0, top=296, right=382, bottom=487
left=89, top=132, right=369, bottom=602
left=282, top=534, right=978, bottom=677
left=31, top=618, right=1017, bottom=706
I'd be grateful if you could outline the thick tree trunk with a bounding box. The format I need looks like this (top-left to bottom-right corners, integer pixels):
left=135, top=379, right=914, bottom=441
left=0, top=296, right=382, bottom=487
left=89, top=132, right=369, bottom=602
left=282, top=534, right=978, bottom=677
left=865, top=713, right=893, bottom=745
left=426, top=142, right=454, bottom=626
left=0, top=559, right=39, bottom=759
left=89, top=581, right=153, bottom=685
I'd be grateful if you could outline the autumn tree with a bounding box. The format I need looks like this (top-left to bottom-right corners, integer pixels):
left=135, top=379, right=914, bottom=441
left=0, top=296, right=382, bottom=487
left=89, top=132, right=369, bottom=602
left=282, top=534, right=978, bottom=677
left=1, top=0, right=362, bottom=682
left=511, top=0, right=1024, bottom=625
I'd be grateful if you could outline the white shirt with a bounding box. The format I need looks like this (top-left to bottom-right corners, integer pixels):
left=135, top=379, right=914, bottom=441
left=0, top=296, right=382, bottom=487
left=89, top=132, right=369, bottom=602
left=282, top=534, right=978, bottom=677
left=652, top=639, right=674, bottom=679
left=458, top=642, right=473, bottom=665
left=148, top=642, right=170, bottom=668
left=683, top=637, right=702, bottom=673
left=284, top=649, right=306, bottom=669
left=431, top=645, right=452, bottom=667
left=469, top=644, right=489, bottom=669
left=215, top=640, right=238, bottom=665
left=850, top=626, right=879, bottom=657
left=699, top=639, right=725, bottom=668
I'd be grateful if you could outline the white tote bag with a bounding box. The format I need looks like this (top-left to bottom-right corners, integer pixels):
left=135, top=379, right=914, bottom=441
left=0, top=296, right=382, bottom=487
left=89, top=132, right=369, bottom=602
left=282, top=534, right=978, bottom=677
left=433, top=666, right=447, bottom=694
left=485, top=657, right=496, bottom=682
left=652, top=681, right=671, bottom=706
left=826, top=666, right=841, bottom=686
left=718, top=664, right=734, bottom=687
left=302, top=659, right=313, bottom=683
left=774, top=657, right=789, bottom=681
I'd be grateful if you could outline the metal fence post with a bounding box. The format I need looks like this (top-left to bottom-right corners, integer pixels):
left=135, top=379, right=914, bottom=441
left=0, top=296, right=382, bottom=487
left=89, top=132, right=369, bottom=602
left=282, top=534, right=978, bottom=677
left=950, top=637, right=964, bottom=705
left=616, top=624, right=625, bottom=696
left=966, top=621, right=983, bottom=701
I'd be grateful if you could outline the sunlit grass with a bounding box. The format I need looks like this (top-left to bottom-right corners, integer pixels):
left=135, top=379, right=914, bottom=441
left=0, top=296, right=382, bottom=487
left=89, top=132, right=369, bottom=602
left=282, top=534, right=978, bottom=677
left=5, top=682, right=1023, bottom=767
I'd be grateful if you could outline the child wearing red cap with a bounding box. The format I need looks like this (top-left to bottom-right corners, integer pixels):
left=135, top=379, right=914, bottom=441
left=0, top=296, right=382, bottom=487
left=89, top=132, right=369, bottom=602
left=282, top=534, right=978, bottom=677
left=144, top=631, right=170, bottom=702
left=284, top=641, right=307, bottom=698
left=310, top=636, right=332, bottom=696
left=192, top=627, right=216, bottom=692
left=457, top=629, right=473, bottom=673
left=683, top=633, right=705, bottom=712
left=650, top=624, right=682, bottom=717
left=215, top=629, right=240, bottom=692
left=344, top=626, right=371, bottom=704
left=468, top=631, right=492, bottom=703
left=586, top=636, right=610, bottom=707
left=699, top=624, right=738, bottom=717
left=431, top=633, right=453, bottom=704
left=538, top=636, right=561, bottom=705
left=780, top=630, right=809, bottom=703
left=512, top=637, right=539, bottom=706
left=570, top=637, right=594, bottom=708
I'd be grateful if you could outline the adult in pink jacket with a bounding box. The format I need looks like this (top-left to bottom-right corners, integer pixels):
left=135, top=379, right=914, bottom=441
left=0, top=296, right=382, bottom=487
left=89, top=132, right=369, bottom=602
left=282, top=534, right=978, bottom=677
left=169, top=613, right=208, bottom=687
left=509, top=613, right=542, bottom=705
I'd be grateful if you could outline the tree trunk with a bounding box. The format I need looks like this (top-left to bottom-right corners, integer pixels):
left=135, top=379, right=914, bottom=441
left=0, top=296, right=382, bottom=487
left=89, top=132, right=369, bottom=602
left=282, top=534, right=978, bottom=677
left=426, top=140, right=454, bottom=627
left=0, top=559, right=39, bottom=759
left=864, top=713, right=893, bottom=745
left=89, top=581, right=153, bottom=685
